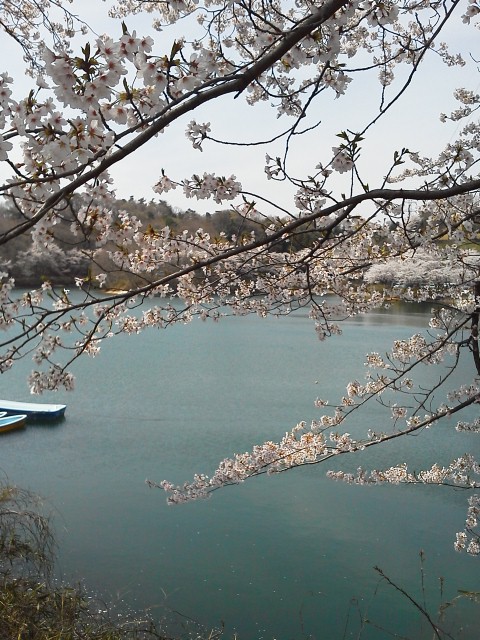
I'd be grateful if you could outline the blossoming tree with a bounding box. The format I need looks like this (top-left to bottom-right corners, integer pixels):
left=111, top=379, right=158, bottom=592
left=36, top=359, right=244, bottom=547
left=0, top=0, right=479, bottom=553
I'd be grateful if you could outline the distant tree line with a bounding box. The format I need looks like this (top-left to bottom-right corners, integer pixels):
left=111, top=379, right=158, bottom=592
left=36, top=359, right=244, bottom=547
left=0, top=197, right=246, bottom=287
left=2, top=198, right=477, bottom=292
left=0, top=196, right=325, bottom=289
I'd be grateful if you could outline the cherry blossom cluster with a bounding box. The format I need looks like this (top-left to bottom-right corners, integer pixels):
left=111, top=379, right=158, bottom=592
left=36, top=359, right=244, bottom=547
left=327, top=454, right=480, bottom=489
left=185, top=120, right=211, bottom=151
left=462, top=0, right=480, bottom=24
left=154, top=172, right=242, bottom=203
left=454, top=495, right=480, bottom=555
left=330, top=146, right=354, bottom=173
left=447, top=383, right=480, bottom=404
left=28, top=365, right=75, bottom=394
left=364, top=247, right=480, bottom=293
left=456, top=418, right=480, bottom=433
left=148, top=421, right=334, bottom=504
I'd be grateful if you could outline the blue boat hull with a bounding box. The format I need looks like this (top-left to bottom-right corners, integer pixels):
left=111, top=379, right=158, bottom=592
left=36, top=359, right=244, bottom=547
left=0, top=400, right=66, bottom=421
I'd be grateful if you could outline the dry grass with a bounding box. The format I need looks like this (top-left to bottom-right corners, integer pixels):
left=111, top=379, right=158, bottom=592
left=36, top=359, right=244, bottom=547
left=0, top=481, right=210, bottom=640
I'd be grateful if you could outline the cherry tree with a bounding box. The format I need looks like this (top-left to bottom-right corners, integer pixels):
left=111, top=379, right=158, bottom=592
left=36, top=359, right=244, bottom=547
left=0, top=0, right=479, bottom=554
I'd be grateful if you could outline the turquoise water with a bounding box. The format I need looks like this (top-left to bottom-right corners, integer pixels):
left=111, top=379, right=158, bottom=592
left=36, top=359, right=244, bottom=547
left=0, top=300, right=478, bottom=638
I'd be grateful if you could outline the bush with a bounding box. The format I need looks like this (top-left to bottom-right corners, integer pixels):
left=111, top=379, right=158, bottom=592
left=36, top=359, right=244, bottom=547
left=0, top=482, right=198, bottom=640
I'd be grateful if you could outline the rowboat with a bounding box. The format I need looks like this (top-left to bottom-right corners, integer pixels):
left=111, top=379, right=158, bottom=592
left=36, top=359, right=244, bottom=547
left=0, top=399, right=66, bottom=421
left=0, top=414, right=27, bottom=433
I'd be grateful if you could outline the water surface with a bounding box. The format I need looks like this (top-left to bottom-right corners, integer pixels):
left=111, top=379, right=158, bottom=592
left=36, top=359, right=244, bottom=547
left=0, top=299, right=478, bottom=638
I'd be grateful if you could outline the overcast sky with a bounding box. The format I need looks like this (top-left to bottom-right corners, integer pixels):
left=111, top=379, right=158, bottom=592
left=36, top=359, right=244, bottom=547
left=1, top=1, right=479, bottom=215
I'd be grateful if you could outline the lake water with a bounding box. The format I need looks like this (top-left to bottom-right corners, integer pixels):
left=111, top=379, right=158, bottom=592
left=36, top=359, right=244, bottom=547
left=0, top=298, right=479, bottom=639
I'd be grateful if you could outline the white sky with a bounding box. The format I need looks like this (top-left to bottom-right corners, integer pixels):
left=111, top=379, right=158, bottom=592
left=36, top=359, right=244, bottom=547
left=1, top=1, right=479, bottom=215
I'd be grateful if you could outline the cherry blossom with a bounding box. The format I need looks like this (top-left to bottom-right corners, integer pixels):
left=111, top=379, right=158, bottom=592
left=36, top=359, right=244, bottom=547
left=0, top=0, right=479, bottom=555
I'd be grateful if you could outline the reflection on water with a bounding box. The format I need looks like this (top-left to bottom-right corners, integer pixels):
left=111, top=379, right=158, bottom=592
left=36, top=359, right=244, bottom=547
left=0, top=297, right=478, bottom=639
